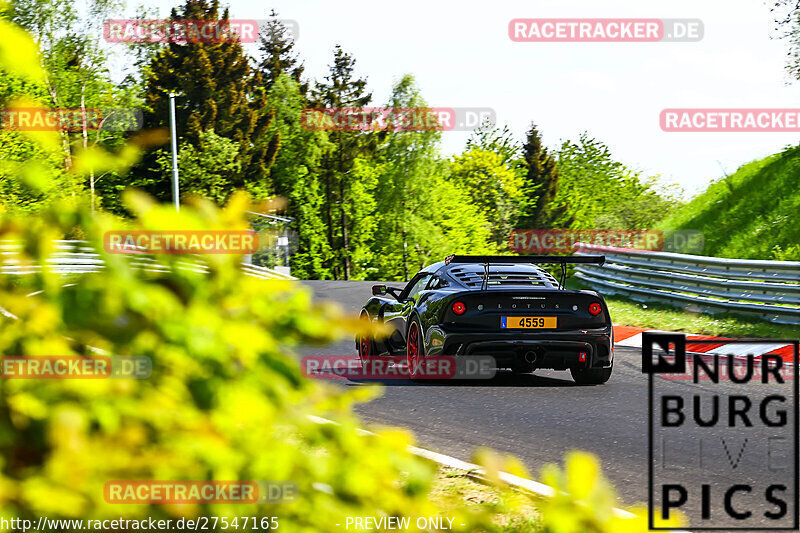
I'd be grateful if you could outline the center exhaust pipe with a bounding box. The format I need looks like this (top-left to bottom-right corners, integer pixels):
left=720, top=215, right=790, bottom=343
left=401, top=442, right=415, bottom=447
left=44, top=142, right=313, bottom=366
left=524, top=347, right=545, bottom=365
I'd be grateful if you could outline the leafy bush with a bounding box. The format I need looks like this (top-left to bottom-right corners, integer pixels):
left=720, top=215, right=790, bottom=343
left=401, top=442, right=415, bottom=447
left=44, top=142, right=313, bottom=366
left=0, top=190, right=498, bottom=530
left=536, top=451, right=684, bottom=532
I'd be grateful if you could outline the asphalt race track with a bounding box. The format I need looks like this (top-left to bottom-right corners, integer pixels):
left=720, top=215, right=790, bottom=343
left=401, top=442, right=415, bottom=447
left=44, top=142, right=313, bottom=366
left=300, top=280, right=796, bottom=527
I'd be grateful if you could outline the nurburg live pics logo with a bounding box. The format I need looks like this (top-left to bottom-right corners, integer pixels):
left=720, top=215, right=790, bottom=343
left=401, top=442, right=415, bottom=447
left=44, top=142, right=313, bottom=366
left=643, top=332, right=800, bottom=530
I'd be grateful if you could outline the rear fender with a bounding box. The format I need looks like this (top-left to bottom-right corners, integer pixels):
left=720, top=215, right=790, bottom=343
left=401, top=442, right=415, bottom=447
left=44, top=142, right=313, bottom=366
left=365, top=296, right=412, bottom=355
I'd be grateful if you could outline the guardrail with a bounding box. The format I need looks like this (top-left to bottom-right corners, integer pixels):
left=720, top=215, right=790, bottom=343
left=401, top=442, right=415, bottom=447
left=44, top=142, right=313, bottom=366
left=573, top=242, right=800, bottom=325
left=0, top=240, right=295, bottom=280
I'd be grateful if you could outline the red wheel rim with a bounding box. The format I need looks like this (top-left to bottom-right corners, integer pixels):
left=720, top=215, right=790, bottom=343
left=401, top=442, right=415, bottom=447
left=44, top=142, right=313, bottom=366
left=358, top=314, right=371, bottom=365
left=406, top=323, right=420, bottom=375
left=359, top=335, right=370, bottom=359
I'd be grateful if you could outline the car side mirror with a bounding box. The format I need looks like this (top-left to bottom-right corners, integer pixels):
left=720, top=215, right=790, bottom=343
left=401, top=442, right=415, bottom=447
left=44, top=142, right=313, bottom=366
left=372, top=285, right=388, bottom=296
left=373, top=285, right=403, bottom=300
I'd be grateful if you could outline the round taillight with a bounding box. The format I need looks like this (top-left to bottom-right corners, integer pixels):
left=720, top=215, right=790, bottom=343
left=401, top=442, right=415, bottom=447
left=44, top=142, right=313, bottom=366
left=589, top=302, right=602, bottom=316
left=452, top=302, right=466, bottom=315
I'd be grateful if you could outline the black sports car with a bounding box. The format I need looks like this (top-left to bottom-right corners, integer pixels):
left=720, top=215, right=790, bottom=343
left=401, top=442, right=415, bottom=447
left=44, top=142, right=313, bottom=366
left=356, top=254, right=614, bottom=384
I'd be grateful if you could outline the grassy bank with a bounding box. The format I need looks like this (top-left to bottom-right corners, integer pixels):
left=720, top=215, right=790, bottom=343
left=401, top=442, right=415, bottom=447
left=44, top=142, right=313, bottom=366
left=605, top=295, right=799, bottom=338
left=657, top=145, right=800, bottom=261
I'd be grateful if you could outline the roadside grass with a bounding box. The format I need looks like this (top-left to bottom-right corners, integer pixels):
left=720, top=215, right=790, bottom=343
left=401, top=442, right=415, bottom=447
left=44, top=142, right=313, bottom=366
left=430, top=467, right=542, bottom=532
left=656, top=145, right=800, bottom=260
left=606, top=296, right=800, bottom=338
left=567, top=279, right=799, bottom=338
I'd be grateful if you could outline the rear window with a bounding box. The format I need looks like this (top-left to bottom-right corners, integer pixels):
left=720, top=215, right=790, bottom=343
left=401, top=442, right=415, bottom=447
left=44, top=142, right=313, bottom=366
left=446, top=265, right=560, bottom=289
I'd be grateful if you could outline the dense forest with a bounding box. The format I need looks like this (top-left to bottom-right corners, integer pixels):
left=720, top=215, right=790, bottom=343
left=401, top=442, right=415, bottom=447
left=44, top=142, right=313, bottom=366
left=0, top=0, right=682, bottom=280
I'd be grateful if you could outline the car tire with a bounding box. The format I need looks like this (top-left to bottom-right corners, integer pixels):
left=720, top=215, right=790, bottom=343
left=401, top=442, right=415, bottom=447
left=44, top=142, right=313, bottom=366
left=406, top=317, right=426, bottom=380
left=356, top=313, right=375, bottom=367
left=570, top=363, right=613, bottom=385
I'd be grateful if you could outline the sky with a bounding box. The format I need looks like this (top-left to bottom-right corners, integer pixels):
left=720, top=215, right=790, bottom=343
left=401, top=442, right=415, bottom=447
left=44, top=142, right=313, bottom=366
left=131, top=0, right=800, bottom=198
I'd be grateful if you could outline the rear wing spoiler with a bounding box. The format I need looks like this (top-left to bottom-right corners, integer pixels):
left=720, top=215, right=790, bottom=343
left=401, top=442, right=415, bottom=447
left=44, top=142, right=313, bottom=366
left=443, top=254, right=605, bottom=290
left=444, top=255, right=605, bottom=266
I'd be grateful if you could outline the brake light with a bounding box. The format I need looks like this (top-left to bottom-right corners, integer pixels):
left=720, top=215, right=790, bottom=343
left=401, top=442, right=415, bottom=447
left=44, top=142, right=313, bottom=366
left=452, top=302, right=466, bottom=315
left=589, top=302, right=602, bottom=316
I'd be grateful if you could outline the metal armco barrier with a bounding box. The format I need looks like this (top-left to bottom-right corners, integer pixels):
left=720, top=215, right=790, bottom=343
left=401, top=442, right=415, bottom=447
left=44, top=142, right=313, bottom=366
left=574, top=242, right=800, bottom=325
left=0, top=240, right=295, bottom=280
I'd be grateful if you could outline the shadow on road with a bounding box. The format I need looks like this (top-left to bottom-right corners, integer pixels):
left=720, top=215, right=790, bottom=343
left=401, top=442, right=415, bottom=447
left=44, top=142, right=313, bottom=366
left=343, top=370, right=580, bottom=388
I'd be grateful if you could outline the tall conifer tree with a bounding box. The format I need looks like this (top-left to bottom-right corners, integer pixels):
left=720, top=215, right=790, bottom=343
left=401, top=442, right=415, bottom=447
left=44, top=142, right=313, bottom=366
left=257, top=10, right=305, bottom=94
left=139, top=0, right=278, bottom=201
left=519, top=123, right=563, bottom=229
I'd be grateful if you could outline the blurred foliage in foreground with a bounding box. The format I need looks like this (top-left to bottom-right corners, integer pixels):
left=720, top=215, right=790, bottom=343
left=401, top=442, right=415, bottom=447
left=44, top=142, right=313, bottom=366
left=0, top=187, right=486, bottom=530
left=0, top=11, right=685, bottom=532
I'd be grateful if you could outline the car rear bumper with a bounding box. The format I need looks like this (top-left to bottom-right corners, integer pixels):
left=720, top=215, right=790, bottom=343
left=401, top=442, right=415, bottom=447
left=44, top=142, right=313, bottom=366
left=435, top=325, right=613, bottom=370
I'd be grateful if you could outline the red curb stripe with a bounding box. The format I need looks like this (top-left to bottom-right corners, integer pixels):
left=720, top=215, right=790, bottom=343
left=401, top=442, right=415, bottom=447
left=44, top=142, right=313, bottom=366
left=613, top=328, right=796, bottom=364
left=686, top=335, right=738, bottom=354
left=612, top=325, right=647, bottom=342
left=764, top=344, right=796, bottom=360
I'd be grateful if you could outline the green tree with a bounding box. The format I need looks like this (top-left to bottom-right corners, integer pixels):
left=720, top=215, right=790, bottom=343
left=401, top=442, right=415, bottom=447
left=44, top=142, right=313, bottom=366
left=421, top=175, right=496, bottom=266
left=257, top=10, right=305, bottom=94
left=155, top=130, right=240, bottom=204
left=466, top=120, right=521, bottom=167
left=519, top=123, right=564, bottom=229
left=556, top=133, right=675, bottom=229
left=448, top=148, right=522, bottom=245
left=139, top=0, right=279, bottom=202
left=345, top=156, right=379, bottom=278
left=373, top=75, right=493, bottom=280
left=0, top=69, right=74, bottom=212
left=772, top=1, right=800, bottom=80
left=373, top=75, right=439, bottom=279
left=5, top=0, right=140, bottom=211
left=312, top=45, right=375, bottom=280
left=119, top=5, right=163, bottom=88
left=264, top=74, right=333, bottom=279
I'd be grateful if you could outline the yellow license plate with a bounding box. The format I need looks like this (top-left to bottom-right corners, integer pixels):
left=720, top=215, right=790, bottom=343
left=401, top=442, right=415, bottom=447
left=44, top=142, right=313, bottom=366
left=501, top=316, right=557, bottom=329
